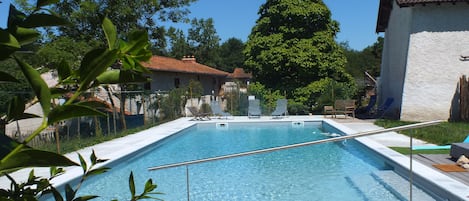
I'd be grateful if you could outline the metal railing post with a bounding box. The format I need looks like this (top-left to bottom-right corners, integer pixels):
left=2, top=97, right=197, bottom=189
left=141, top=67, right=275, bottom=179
left=186, top=165, right=190, bottom=201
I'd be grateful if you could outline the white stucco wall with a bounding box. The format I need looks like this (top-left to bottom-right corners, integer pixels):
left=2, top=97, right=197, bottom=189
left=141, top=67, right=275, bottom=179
left=379, top=1, right=412, bottom=118
left=400, top=4, right=469, bottom=121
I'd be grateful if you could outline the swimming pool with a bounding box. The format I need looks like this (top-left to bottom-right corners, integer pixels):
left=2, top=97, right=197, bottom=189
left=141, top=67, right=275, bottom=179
left=44, top=120, right=448, bottom=201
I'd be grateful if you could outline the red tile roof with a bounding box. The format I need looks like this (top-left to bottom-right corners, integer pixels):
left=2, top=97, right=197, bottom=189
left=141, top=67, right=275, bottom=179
left=376, top=0, right=467, bottom=32
left=142, top=55, right=229, bottom=76
left=228, top=68, right=252, bottom=79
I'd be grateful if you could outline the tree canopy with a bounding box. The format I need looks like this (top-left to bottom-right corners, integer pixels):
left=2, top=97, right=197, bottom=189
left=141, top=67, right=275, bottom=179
left=46, top=0, right=196, bottom=47
left=218, top=38, right=245, bottom=72
left=244, top=0, right=355, bottom=106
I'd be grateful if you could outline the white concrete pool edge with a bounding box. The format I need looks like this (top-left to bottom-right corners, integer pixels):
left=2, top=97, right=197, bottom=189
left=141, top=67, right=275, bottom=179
left=324, top=119, right=469, bottom=201
left=0, top=117, right=198, bottom=189
left=1, top=116, right=468, bottom=200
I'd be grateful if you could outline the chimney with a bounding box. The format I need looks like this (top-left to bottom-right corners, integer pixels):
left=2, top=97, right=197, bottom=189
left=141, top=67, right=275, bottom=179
left=182, top=55, right=196, bottom=63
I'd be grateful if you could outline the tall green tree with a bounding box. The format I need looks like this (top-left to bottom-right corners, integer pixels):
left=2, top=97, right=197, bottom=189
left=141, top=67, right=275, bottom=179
left=187, top=18, right=221, bottom=67
left=218, top=38, right=245, bottom=72
left=167, top=27, right=191, bottom=58
left=342, top=37, right=383, bottom=79
left=244, top=0, right=355, bottom=100
left=48, top=0, right=196, bottom=47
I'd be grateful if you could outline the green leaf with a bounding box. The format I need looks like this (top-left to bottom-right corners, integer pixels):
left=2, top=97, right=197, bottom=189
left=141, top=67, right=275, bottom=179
left=0, top=133, right=22, bottom=159
left=143, top=179, right=156, bottom=194
left=73, top=195, right=99, bottom=201
left=102, top=17, right=117, bottom=50
left=14, top=57, right=51, bottom=116
left=7, top=5, right=26, bottom=29
left=37, top=0, right=60, bottom=8
left=96, top=70, right=150, bottom=84
left=78, top=154, right=87, bottom=173
left=85, top=167, right=110, bottom=177
left=21, top=13, right=69, bottom=28
left=90, top=150, right=97, bottom=164
left=49, top=187, right=65, bottom=201
left=57, top=59, right=72, bottom=82
left=65, top=184, right=75, bottom=201
left=76, top=101, right=109, bottom=110
left=78, top=48, right=118, bottom=91
left=48, top=104, right=106, bottom=126
left=6, top=96, right=25, bottom=122
left=50, top=87, right=70, bottom=99
left=0, top=149, right=78, bottom=172
left=0, top=71, right=20, bottom=83
left=121, top=30, right=149, bottom=54
left=12, top=27, right=40, bottom=45
left=129, top=171, right=136, bottom=197
left=50, top=166, right=65, bottom=178
left=0, top=29, right=20, bottom=48
left=0, top=29, right=20, bottom=60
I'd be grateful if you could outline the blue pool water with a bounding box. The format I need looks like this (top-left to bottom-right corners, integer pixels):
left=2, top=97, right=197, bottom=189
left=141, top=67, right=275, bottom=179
left=53, top=121, right=436, bottom=200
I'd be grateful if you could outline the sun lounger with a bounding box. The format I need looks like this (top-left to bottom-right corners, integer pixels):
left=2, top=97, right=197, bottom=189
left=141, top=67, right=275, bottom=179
left=356, top=97, right=393, bottom=119
left=415, top=135, right=469, bottom=151
left=449, top=135, right=469, bottom=158
left=187, top=106, right=211, bottom=121
left=412, top=145, right=451, bottom=150
left=271, top=99, right=287, bottom=119
left=248, top=99, right=261, bottom=118
left=210, top=101, right=232, bottom=119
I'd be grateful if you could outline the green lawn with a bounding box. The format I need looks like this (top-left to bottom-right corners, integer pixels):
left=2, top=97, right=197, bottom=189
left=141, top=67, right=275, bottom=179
left=375, top=119, right=469, bottom=154
left=389, top=147, right=450, bottom=155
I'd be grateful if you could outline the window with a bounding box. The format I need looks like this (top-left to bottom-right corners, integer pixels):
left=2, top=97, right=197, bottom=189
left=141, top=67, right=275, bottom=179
left=174, top=78, right=180, bottom=88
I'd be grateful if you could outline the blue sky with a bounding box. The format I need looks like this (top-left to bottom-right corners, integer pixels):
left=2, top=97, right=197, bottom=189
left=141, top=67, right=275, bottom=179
left=0, top=0, right=382, bottom=50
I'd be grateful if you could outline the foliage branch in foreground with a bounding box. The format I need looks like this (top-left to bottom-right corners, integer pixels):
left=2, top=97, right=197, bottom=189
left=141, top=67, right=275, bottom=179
left=0, top=1, right=161, bottom=200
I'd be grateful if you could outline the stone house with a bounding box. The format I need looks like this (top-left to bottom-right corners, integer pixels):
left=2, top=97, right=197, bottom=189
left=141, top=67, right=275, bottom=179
left=142, top=55, right=229, bottom=96
left=376, top=0, right=469, bottom=121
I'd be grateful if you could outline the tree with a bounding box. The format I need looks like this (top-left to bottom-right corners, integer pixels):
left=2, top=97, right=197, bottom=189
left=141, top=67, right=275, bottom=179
left=218, top=38, right=245, bottom=72
left=167, top=27, right=191, bottom=58
left=244, top=0, right=355, bottom=100
left=342, top=37, right=383, bottom=79
left=187, top=18, right=221, bottom=67
left=49, top=0, right=196, bottom=47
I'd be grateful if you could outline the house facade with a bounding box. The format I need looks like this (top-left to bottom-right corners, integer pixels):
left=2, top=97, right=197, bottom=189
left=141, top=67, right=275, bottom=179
left=377, top=0, right=469, bottom=121
left=142, top=55, right=229, bottom=95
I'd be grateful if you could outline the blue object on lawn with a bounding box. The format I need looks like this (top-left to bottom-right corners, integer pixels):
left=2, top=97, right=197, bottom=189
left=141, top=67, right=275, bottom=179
left=412, top=135, right=469, bottom=150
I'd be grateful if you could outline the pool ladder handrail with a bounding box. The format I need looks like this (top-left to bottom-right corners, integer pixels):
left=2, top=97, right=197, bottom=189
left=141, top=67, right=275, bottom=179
left=148, top=120, right=443, bottom=171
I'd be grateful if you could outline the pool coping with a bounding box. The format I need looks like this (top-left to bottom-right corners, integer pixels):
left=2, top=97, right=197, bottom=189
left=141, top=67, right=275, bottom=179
left=325, top=118, right=469, bottom=200
left=1, top=116, right=468, bottom=200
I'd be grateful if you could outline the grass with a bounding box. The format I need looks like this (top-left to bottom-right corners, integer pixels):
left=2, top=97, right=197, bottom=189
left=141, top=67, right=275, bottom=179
left=375, top=119, right=469, bottom=154
left=374, top=119, right=469, bottom=145
left=389, top=147, right=450, bottom=155
left=34, top=120, right=171, bottom=154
